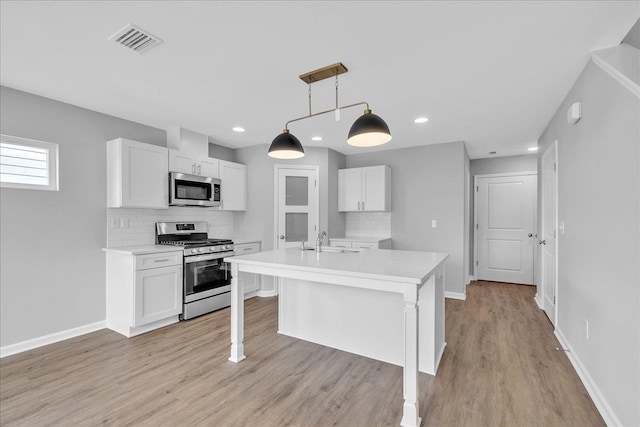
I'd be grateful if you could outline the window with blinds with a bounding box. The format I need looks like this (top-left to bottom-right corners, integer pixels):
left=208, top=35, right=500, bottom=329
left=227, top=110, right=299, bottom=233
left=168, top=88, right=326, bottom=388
left=0, top=134, right=58, bottom=191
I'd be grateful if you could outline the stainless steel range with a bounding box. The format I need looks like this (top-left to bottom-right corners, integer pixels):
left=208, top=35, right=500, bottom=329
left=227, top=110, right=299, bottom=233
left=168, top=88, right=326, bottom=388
left=156, top=222, right=234, bottom=320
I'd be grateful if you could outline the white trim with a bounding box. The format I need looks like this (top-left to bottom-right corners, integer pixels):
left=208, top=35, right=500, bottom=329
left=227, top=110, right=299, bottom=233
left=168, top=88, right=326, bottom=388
left=541, top=141, right=559, bottom=326
left=273, top=164, right=320, bottom=295
left=0, top=320, right=106, bottom=358
left=533, top=294, right=544, bottom=310
left=445, top=291, right=466, bottom=301
left=590, top=50, right=640, bottom=99
left=256, top=289, right=278, bottom=298
left=473, top=171, right=538, bottom=279
left=467, top=275, right=477, bottom=285
left=554, top=328, right=622, bottom=427
left=0, top=134, right=59, bottom=191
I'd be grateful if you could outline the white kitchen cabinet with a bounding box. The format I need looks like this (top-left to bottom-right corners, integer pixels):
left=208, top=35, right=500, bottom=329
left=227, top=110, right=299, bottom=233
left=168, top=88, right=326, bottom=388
left=329, top=237, right=392, bottom=249
left=338, top=165, right=390, bottom=212
left=105, top=248, right=183, bottom=338
left=168, top=149, right=220, bottom=178
left=219, top=160, right=247, bottom=211
left=107, top=138, right=168, bottom=209
left=233, top=241, right=261, bottom=297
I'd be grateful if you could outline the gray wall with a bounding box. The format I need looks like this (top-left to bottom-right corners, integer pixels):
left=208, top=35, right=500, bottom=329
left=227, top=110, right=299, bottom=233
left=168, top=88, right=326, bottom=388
left=536, top=61, right=639, bottom=426
left=470, top=154, right=537, bottom=176
left=233, top=144, right=345, bottom=291
left=347, top=142, right=466, bottom=295
left=469, top=154, right=538, bottom=277
left=0, top=86, right=166, bottom=347
left=622, top=18, right=640, bottom=49
left=208, top=139, right=235, bottom=162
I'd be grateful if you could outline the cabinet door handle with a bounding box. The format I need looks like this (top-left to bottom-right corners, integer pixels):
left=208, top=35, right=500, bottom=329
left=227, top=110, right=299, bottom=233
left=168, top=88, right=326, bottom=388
left=154, top=258, right=170, bottom=263
left=197, top=165, right=201, bottom=175
left=357, top=201, right=361, bottom=210
left=192, top=164, right=196, bottom=174
left=361, top=201, right=364, bottom=210
left=243, top=247, right=252, bottom=251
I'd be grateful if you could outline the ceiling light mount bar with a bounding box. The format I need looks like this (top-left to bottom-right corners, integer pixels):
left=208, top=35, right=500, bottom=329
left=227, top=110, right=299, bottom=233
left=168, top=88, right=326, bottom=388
left=268, top=62, right=391, bottom=159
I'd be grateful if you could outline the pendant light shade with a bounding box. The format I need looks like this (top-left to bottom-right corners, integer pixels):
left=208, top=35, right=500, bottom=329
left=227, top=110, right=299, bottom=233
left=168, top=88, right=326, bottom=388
left=268, top=129, right=305, bottom=159
left=347, top=109, right=392, bottom=147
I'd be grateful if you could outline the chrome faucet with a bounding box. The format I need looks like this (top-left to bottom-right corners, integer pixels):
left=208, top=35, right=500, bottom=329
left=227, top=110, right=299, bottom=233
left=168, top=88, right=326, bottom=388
left=316, top=231, right=327, bottom=251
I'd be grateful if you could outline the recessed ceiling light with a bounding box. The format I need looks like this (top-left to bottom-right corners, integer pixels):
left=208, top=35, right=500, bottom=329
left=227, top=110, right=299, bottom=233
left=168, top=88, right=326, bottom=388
left=312, top=136, right=323, bottom=141
left=414, top=117, right=429, bottom=124
left=232, top=127, right=245, bottom=132
left=528, top=147, right=538, bottom=151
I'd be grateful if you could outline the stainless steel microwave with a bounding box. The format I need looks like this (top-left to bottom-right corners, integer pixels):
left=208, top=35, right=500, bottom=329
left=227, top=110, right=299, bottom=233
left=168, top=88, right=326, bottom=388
left=169, top=172, right=221, bottom=207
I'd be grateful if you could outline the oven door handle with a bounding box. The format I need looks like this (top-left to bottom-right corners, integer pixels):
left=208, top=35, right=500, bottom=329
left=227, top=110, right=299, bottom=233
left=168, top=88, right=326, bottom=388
left=184, top=252, right=234, bottom=264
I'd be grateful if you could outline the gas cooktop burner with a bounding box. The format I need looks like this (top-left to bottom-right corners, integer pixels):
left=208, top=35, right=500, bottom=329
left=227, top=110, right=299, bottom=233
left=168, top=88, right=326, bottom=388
left=159, top=239, right=233, bottom=247
left=155, top=222, right=234, bottom=256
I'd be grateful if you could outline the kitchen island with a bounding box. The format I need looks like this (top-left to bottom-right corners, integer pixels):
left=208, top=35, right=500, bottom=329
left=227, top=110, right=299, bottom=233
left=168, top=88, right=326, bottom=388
left=225, top=247, right=448, bottom=427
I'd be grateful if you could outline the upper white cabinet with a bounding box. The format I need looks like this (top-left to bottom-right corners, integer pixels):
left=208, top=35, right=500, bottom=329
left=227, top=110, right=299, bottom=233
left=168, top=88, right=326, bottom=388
left=107, top=138, right=168, bottom=209
left=167, top=127, right=219, bottom=178
left=168, top=148, right=219, bottom=178
left=338, top=165, right=390, bottom=212
left=219, top=160, right=247, bottom=211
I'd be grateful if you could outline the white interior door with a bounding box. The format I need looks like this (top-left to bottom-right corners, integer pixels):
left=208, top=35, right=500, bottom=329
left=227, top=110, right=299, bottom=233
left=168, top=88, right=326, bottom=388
left=276, top=167, right=319, bottom=250
left=541, top=144, right=557, bottom=324
left=476, top=173, right=536, bottom=284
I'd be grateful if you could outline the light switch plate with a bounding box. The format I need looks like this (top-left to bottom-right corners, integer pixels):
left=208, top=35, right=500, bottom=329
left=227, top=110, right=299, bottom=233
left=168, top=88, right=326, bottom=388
left=431, top=220, right=437, bottom=228
left=559, top=221, right=565, bottom=234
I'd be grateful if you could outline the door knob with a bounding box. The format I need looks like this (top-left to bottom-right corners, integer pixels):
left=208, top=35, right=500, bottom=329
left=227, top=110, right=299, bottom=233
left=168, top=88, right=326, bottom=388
left=528, top=233, right=533, bottom=237
left=279, top=235, right=285, bottom=240
left=539, top=240, right=546, bottom=245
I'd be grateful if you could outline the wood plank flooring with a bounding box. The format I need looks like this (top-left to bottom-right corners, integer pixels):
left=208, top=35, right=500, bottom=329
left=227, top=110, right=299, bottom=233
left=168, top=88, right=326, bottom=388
left=1, top=281, right=604, bottom=426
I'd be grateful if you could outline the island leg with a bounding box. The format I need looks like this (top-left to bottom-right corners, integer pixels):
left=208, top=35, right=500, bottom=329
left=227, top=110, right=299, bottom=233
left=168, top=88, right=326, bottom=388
left=400, top=286, right=421, bottom=427
left=229, top=262, right=246, bottom=363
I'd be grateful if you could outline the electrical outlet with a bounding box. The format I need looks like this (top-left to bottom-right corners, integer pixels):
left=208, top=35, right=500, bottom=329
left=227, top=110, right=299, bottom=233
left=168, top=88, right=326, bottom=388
left=584, top=319, right=589, bottom=340
left=110, top=218, right=119, bottom=229
left=559, top=221, right=565, bottom=235
left=431, top=220, right=437, bottom=228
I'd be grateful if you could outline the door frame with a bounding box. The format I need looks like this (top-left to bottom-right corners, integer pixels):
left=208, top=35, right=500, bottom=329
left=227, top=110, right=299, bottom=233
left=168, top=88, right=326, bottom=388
left=540, top=141, right=559, bottom=327
left=473, top=171, right=538, bottom=279
left=273, top=164, right=320, bottom=294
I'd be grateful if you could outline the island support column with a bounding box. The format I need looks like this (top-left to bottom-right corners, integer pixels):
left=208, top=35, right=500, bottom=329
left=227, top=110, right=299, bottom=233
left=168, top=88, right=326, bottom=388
left=229, top=262, right=246, bottom=363
left=400, top=285, right=421, bottom=427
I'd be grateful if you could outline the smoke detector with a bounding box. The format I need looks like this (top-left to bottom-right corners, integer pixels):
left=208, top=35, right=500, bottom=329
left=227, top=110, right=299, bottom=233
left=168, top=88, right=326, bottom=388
left=109, top=23, right=162, bottom=54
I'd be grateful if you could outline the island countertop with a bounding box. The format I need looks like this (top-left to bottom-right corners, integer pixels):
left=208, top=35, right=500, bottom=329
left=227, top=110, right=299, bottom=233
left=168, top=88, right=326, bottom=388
left=224, top=248, right=448, bottom=285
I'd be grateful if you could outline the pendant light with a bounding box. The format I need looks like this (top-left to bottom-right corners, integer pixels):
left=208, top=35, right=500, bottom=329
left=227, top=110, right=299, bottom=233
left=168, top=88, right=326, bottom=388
left=268, top=129, right=305, bottom=159
left=268, top=62, right=391, bottom=159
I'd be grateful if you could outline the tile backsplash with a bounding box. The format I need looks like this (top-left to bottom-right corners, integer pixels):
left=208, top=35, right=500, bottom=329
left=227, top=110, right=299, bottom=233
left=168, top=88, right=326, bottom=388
left=345, top=212, right=391, bottom=238
left=107, top=207, right=234, bottom=247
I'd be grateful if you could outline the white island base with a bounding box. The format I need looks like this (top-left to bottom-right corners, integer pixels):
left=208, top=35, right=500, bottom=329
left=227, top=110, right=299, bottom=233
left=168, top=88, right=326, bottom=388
left=225, top=248, right=448, bottom=427
left=279, top=274, right=446, bottom=375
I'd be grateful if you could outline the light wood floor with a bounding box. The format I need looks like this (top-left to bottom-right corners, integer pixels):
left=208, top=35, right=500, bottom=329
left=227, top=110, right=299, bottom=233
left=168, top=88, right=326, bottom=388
left=1, top=281, right=604, bottom=426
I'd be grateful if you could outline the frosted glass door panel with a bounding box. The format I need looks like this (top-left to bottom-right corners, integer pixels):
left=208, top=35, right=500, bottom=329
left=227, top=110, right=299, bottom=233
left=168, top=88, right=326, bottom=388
left=285, top=213, right=309, bottom=242
left=286, top=176, right=309, bottom=206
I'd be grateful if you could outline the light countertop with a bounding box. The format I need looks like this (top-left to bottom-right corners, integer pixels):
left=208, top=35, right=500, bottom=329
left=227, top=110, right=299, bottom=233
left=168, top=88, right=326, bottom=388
left=225, top=248, right=447, bottom=285
left=102, top=245, right=183, bottom=256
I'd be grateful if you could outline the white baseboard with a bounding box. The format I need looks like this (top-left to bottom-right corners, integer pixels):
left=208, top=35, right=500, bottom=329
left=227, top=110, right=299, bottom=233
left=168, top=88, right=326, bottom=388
left=445, top=291, right=466, bottom=301
left=554, top=328, right=621, bottom=427
left=1, top=320, right=106, bottom=358
left=256, top=289, right=277, bottom=297
left=534, top=294, right=544, bottom=310
left=467, top=276, right=477, bottom=284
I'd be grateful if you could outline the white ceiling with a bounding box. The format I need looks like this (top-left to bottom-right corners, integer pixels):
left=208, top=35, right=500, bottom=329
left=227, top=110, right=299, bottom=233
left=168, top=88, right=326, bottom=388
left=1, top=1, right=638, bottom=159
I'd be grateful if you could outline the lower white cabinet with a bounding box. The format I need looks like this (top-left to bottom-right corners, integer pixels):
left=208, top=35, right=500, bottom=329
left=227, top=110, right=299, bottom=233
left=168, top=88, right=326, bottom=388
left=329, top=238, right=392, bottom=249
left=234, top=241, right=261, bottom=297
left=106, top=249, right=183, bottom=337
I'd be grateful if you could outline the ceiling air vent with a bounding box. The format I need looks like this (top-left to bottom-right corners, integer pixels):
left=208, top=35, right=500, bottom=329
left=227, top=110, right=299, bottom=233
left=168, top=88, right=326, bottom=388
left=109, top=23, right=162, bottom=54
